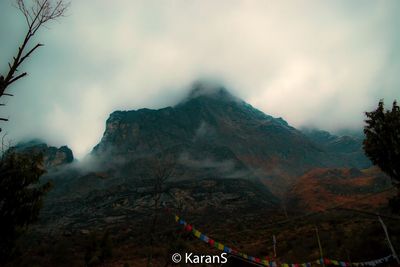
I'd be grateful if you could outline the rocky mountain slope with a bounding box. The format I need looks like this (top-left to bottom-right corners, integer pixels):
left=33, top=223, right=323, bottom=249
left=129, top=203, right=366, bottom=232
left=287, top=167, right=393, bottom=212
left=9, top=139, right=74, bottom=168
left=302, top=128, right=370, bottom=168
left=90, top=83, right=371, bottom=195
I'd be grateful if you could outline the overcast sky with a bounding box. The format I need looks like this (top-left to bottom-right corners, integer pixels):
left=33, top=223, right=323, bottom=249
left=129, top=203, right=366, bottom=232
left=1, top=0, right=399, bottom=158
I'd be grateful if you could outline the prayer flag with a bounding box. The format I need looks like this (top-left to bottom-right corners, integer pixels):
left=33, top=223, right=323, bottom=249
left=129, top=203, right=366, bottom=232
left=193, top=230, right=201, bottom=238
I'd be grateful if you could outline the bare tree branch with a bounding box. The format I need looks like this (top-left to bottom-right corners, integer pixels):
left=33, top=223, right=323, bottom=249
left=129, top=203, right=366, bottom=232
left=1, top=0, right=69, bottom=96
left=7, top=73, right=27, bottom=86
left=19, top=43, right=44, bottom=66
left=0, top=0, right=69, bottom=130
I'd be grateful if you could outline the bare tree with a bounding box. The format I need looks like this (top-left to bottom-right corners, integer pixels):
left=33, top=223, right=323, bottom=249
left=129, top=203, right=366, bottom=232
left=0, top=0, right=70, bottom=132
left=145, top=154, right=176, bottom=267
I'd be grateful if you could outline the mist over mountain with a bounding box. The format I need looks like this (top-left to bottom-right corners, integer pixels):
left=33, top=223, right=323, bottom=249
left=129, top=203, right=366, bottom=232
left=13, top=82, right=373, bottom=196
left=85, top=82, right=370, bottom=194
left=13, top=83, right=374, bottom=195
left=5, top=82, right=381, bottom=215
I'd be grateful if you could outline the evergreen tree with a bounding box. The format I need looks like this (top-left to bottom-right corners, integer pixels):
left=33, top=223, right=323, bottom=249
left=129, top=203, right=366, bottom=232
left=0, top=152, right=52, bottom=263
left=363, top=100, right=400, bottom=212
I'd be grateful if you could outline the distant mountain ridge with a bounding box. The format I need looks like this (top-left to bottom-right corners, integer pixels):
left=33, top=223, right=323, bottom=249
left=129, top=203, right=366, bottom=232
left=9, top=139, right=74, bottom=168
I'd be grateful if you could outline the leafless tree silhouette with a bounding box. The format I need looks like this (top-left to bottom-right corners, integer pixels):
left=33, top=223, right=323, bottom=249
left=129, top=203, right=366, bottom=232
left=145, top=154, right=176, bottom=267
left=0, top=0, right=70, bottom=132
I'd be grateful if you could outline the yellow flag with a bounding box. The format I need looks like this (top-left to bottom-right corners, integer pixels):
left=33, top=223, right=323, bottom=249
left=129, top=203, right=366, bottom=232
left=193, top=230, right=201, bottom=238
left=175, top=215, right=179, bottom=222
left=217, top=243, right=224, bottom=250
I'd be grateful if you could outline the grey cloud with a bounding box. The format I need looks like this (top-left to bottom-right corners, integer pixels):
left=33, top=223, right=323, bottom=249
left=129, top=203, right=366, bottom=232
left=178, top=152, right=236, bottom=174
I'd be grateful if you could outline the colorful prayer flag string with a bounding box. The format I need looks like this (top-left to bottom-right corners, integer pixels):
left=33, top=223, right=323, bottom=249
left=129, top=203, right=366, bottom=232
left=174, top=215, right=393, bottom=267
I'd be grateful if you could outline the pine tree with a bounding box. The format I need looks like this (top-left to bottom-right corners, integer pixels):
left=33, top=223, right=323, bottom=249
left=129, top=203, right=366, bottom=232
left=363, top=100, right=400, bottom=212
left=0, top=152, right=52, bottom=263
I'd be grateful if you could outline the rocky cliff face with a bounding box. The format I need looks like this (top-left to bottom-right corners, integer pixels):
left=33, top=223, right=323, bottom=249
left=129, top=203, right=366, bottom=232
left=90, top=83, right=370, bottom=194
left=10, top=139, right=74, bottom=169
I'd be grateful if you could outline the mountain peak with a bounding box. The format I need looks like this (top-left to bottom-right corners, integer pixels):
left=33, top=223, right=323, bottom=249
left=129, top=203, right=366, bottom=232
left=186, top=81, right=236, bottom=101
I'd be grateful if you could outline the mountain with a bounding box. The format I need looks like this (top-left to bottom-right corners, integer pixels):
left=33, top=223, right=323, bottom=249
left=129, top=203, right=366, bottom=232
left=32, top=82, right=390, bottom=232
left=90, top=82, right=370, bottom=194
left=9, top=139, right=74, bottom=168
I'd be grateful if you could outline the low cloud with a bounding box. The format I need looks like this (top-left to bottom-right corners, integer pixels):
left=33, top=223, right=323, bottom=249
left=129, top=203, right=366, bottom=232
left=179, top=152, right=237, bottom=175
